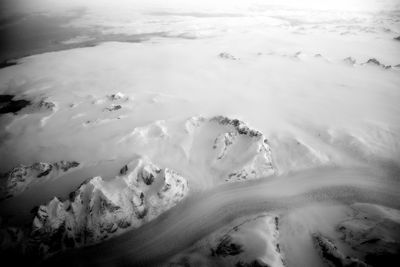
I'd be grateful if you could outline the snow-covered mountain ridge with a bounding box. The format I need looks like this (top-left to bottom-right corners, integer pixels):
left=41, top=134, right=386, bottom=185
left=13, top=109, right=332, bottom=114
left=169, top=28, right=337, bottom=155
left=1, top=156, right=188, bottom=258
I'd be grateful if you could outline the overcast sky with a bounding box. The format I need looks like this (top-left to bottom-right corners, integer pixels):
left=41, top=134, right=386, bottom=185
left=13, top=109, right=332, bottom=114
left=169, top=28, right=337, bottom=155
left=2, top=0, right=399, bottom=17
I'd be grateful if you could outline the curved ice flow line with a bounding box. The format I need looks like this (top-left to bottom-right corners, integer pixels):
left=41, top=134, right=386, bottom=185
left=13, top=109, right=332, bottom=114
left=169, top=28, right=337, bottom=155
left=45, top=166, right=400, bottom=267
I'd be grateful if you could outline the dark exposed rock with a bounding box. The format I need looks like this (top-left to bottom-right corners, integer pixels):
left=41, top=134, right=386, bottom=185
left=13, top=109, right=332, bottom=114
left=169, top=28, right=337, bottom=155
left=136, top=208, right=148, bottom=219
left=343, top=57, right=356, bottom=65
left=0, top=59, right=18, bottom=69
left=312, top=233, right=368, bottom=267
left=0, top=95, right=57, bottom=116
left=219, top=52, right=238, bottom=60
left=54, top=161, right=80, bottom=172
left=140, top=164, right=160, bottom=185
left=104, top=104, right=122, bottom=112
left=207, top=116, right=275, bottom=182
left=120, top=165, right=128, bottom=175
left=0, top=95, right=31, bottom=114
left=366, top=58, right=381, bottom=66
left=213, top=131, right=237, bottom=159
left=211, top=235, right=244, bottom=257
left=0, top=161, right=80, bottom=200
left=210, top=116, right=263, bottom=138
left=99, top=195, right=121, bottom=213
left=236, top=260, right=271, bottom=267
left=37, top=165, right=53, bottom=178
left=336, top=208, right=400, bottom=267
left=107, top=92, right=127, bottom=101
left=365, top=58, right=391, bottom=69
left=37, top=99, right=56, bottom=111
left=292, top=51, right=304, bottom=59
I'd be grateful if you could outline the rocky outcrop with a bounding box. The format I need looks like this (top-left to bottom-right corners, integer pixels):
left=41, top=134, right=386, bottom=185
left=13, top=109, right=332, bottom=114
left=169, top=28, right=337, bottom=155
left=2, top=156, right=188, bottom=259
left=292, top=51, right=306, bottom=60
left=364, top=58, right=391, bottom=69
left=312, top=233, right=368, bottom=267
left=0, top=95, right=56, bottom=115
left=0, top=116, right=274, bottom=262
left=210, top=116, right=263, bottom=137
left=0, top=59, right=18, bottom=69
left=36, top=98, right=56, bottom=111
left=336, top=203, right=400, bottom=267
left=343, top=57, right=356, bottom=65
left=107, top=92, right=128, bottom=102
left=0, top=94, right=30, bottom=114
left=219, top=52, right=238, bottom=60
left=168, top=214, right=284, bottom=267
left=310, top=204, right=400, bottom=267
left=92, top=93, right=129, bottom=106
left=121, top=116, right=275, bottom=184
left=343, top=57, right=392, bottom=69
left=0, top=161, right=80, bottom=200
left=209, top=116, right=275, bottom=182
left=103, top=104, right=122, bottom=112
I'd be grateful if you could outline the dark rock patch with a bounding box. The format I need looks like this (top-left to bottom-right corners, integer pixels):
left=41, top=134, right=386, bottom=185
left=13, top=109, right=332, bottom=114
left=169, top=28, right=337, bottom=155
left=211, top=235, right=244, bottom=257
left=55, top=161, right=80, bottom=172
left=142, top=171, right=155, bottom=185
left=312, top=233, right=368, bottom=267
left=37, top=165, right=53, bottom=178
left=365, top=58, right=391, bottom=69
left=219, top=52, right=238, bottom=60
left=120, top=165, right=128, bottom=175
left=0, top=95, right=31, bottom=114
left=336, top=212, right=400, bottom=267
left=365, top=251, right=400, bottom=267
left=366, top=58, right=381, bottom=66
left=104, top=104, right=122, bottom=112
left=0, top=59, right=18, bottom=69
left=211, top=116, right=262, bottom=138
left=37, top=99, right=56, bottom=110
left=343, top=57, right=356, bottom=65
left=236, top=260, right=270, bottom=267
left=0, top=161, right=80, bottom=200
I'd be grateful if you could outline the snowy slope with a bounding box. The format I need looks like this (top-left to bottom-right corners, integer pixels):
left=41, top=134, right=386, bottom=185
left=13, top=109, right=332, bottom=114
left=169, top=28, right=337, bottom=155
left=117, top=116, right=275, bottom=187
left=0, top=161, right=80, bottom=200
left=0, top=156, right=188, bottom=258
left=168, top=213, right=284, bottom=267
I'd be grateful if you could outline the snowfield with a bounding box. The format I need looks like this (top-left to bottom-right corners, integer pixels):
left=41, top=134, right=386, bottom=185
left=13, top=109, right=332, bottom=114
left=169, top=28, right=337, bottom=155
left=0, top=0, right=399, bottom=266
